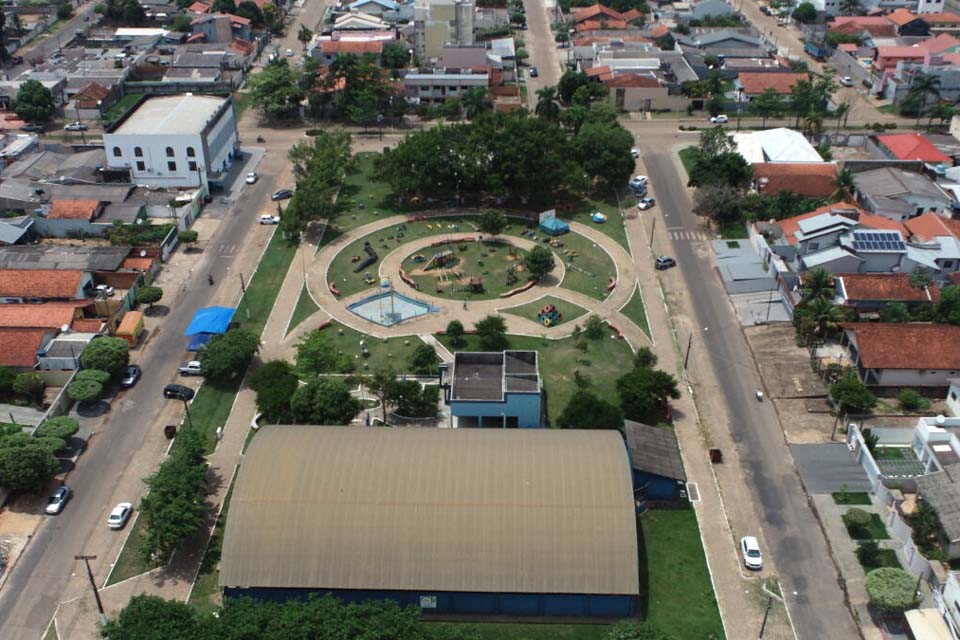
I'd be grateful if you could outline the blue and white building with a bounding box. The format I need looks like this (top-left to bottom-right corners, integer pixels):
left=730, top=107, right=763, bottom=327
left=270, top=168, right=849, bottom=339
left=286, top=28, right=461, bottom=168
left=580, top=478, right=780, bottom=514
left=440, top=350, right=542, bottom=428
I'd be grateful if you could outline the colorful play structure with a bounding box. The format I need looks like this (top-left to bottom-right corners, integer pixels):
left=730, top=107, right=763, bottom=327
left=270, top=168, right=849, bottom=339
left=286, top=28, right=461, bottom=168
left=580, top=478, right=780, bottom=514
left=424, top=249, right=456, bottom=271
left=537, top=304, right=563, bottom=327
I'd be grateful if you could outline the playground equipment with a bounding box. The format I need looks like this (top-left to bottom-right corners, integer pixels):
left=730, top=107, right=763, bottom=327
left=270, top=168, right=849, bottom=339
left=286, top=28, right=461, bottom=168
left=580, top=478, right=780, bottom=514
left=538, top=304, right=563, bottom=327
left=591, top=212, right=608, bottom=224
left=353, top=241, right=379, bottom=273
left=424, top=250, right=456, bottom=271
left=412, top=254, right=426, bottom=264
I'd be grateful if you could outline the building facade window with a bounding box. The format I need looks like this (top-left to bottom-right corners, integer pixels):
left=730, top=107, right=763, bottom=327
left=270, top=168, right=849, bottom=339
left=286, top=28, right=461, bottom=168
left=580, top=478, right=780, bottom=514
left=165, top=146, right=174, bottom=157
left=186, top=146, right=196, bottom=157
left=188, top=161, right=198, bottom=172
left=112, top=147, right=122, bottom=157
left=134, top=147, right=143, bottom=157
left=136, top=161, right=145, bottom=171
left=167, top=161, right=177, bottom=171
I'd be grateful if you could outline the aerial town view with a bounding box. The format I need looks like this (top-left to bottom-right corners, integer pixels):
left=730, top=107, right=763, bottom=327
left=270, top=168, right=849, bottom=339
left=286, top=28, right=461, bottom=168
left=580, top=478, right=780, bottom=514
left=3, top=0, right=960, bottom=636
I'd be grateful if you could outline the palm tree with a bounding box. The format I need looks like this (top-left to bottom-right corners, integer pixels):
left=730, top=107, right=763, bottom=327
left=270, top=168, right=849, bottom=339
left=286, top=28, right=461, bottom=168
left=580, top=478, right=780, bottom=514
left=801, top=267, right=836, bottom=304
left=534, top=86, right=561, bottom=121
left=839, top=0, right=862, bottom=15
left=297, top=24, right=313, bottom=52
left=832, top=168, right=856, bottom=200
left=804, top=297, right=846, bottom=339
left=461, top=87, right=491, bottom=119
left=927, top=102, right=956, bottom=132
left=747, top=88, right=783, bottom=128
left=803, top=108, right=824, bottom=139
left=834, top=101, right=850, bottom=137
left=908, top=73, right=941, bottom=127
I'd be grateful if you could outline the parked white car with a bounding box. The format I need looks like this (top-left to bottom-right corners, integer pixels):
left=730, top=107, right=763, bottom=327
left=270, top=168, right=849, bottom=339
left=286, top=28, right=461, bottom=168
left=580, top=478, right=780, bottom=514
left=740, top=536, right=763, bottom=570
left=710, top=114, right=729, bottom=124
left=259, top=215, right=281, bottom=225
left=245, top=172, right=258, bottom=184
left=107, top=502, right=133, bottom=529
left=631, top=147, right=640, bottom=158
left=840, top=76, right=854, bottom=87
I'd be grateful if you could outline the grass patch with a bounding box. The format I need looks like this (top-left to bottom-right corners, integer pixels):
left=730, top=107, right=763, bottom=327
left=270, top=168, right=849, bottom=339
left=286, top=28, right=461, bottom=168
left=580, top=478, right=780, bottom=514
left=188, top=469, right=237, bottom=615
left=184, top=380, right=241, bottom=455
left=429, top=623, right=605, bottom=640
left=233, top=92, right=254, bottom=120
left=857, top=547, right=901, bottom=572
left=832, top=491, right=872, bottom=505
left=401, top=241, right=529, bottom=300
left=102, top=94, right=142, bottom=122
left=286, top=283, right=320, bottom=335
left=501, top=294, right=588, bottom=326
left=620, top=286, right=651, bottom=339
left=319, top=321, right=427, bottom=374
left=678, top=147, right=699, bottom=178
left=843, top=512, right=890, bottom=540
left=873, top=447, right=907, bottom=459
left=641, top=509, right=724, bottom=639
left=876, top=103, right=899, bottom=115
left=105, top=512, right=161, bottom=586
left=235, top=230, right=298, bottom=336
left=438, top=332, right=634, bottom=423
left=327, top=217, right=616, bottom=301
left=567, top=192, right=631, bottom=252
left=719, top=222, right=747, bottom=239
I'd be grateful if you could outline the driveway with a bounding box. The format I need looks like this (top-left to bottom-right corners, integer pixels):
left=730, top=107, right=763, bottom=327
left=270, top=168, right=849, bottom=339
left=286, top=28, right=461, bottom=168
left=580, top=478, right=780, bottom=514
left=792, top=444, right=872, bottom=494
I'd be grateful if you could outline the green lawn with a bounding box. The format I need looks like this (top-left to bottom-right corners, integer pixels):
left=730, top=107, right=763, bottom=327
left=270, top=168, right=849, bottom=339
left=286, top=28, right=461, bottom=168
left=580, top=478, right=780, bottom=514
left=401, top=240, right=529, bottom=300
left=317, top=321, right=429, bottom=375
left=502, top=295, right=588, bottom=327
left=328, top=217, right=616, bottom=301
left=567, top=192, right=631, bottom=252
left=857, top=546, right=901, bottom=572
left=641, top=509, right=725, bottom=639
left=438, top=333, right=634, bottom=424
left=843, top=512, right=891, bottom=540
left=102, top=94, right=142, bottom=122
left=188, top=469, right=237, bottom=615
left=873, top=447, right=907, bottom=460
left=105, top=512, right=161, bottom=586
left=325, top=153, right=407, bottom=246
left=719, top=222, right=747, bottom=239
left=678, top=147, right=699, bottom=178
left=832, top=492, right=872, bottom=505
left=184, top=380, right=242, bottom=455
left=286, top=283, right=320, bottom=335
left=620, top=285, right=651, bottom=339
left=233, top=91, right=254, bottom=120
left=235, top=230, right=298, bottom=336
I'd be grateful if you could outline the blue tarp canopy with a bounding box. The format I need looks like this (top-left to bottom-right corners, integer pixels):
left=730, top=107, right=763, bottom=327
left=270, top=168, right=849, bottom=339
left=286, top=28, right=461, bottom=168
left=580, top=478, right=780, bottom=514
left=185, top=306, right=235, bottom=336
left=187, top=333, right=215, bottom=351
left=539, top=217, right=569, bottom=236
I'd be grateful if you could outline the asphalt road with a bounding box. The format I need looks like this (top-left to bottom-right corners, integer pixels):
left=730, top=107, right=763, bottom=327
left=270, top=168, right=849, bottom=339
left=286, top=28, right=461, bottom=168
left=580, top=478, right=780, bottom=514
left=6, top=1, right=99, bottom=75
left=640, top=144, right=860, bottom=640
left=0, top=161, right=282, bottom=640
left=521, top=0, right=562, bottom=103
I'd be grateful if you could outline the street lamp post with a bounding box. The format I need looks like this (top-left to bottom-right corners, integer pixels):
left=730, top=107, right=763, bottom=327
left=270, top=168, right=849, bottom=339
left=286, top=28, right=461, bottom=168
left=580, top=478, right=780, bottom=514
left=181, top=397, right=194, bottom=429
left=377, top=113, right=383, bottom=141
left=75, top=555, right=107, bottom=626
left=736, top=88, right=744, bottom=132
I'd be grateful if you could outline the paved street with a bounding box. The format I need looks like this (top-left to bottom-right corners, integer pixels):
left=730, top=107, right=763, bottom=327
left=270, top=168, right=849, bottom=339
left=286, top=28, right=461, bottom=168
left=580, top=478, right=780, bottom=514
left=635, top=121, right=860, bottom=639
left=521, top=0, right=562, bottom=103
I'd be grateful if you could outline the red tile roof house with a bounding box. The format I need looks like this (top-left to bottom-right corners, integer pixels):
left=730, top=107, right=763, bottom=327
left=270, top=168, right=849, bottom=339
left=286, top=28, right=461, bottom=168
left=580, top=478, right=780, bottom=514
left=31, top=200, right=107, bottom=239
left=736, top=72, right=807, bottom=99
left=0, top=269, right=92, bottom=303
left=834, top=273, right=940, bottom=314
left=841, top=323, right=960, bottom=388
left=876, top=132, right=953, bottom=166
left=573, top=3, right=629, bottom=24
left=0, top=303, right=98, bottom=368
left=316, top=40, right=384, bottom=66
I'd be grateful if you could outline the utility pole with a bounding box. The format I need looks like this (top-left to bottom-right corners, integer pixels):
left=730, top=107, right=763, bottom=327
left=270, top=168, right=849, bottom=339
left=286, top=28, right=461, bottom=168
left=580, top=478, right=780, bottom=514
left=758, top=596, right=772, bottom=638
left=181, top=398, right=193, bottom=429
left=75, top=555, right=107, bottom=626
left=648, top=217, right=656, bottom=248
left=683, top=333, right=693, bottom=370
left=239, top=272, right=251, bottom=320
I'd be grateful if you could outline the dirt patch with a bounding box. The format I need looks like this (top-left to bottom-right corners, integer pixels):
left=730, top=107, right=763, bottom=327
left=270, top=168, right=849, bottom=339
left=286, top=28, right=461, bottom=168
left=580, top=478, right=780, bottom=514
left=0, top=508, right=41, bottom=536
left=744, top=324, right=827, bottom=400
left=775, top=398, right=840, bottom=444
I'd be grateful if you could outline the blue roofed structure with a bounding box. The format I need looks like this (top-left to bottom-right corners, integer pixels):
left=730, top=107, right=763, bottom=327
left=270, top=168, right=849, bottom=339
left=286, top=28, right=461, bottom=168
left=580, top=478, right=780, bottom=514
left=539, top=216, right=569, bottom=236
left=185, top=306, right=235, bottom=336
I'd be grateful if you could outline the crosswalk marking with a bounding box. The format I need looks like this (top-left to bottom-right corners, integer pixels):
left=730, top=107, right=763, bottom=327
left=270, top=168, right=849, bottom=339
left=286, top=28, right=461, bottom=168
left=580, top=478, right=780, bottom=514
left=217, top=243, right=238, bottom=257
left=668, top=230, right=709, bottom=241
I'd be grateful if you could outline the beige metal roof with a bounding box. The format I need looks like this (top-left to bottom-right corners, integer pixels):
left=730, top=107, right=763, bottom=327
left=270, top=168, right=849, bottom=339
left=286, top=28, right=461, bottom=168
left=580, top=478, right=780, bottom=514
left=220, top=426, right=639, bottom=596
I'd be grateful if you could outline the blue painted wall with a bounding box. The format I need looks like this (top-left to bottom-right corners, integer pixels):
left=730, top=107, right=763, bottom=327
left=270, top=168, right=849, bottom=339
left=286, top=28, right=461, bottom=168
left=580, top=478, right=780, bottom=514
left=450, top=391, right=542, bottom=428
left=223, top=587, right=637, bottom=618
left=632, top=469, right=684, bottom=502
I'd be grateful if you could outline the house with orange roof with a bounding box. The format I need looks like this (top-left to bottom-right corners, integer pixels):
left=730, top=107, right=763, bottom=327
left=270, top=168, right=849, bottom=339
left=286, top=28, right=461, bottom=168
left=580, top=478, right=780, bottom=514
left=885, top=8, right=931, bottom=36
left=0, top=269, right=92, bottom=303
left=840, top=323, right=960, bottom=387
left=873, top=45, right=928, bottom=72
left=736, top=72, right=806, bottom=98
left=834, top=273, right=940, bottom=314
left=828, top=15, right=897, bottom=37
left=918, top=11, right=960, bottom=34
left=316, top=39, right=385, bottom=65
left=752, top=163, right=839, bottom=198
left=905, top=211, right=960, bottom=241
left=876, top=132, right=953, bottom=165
left=574, top=4, right=629, bottom=23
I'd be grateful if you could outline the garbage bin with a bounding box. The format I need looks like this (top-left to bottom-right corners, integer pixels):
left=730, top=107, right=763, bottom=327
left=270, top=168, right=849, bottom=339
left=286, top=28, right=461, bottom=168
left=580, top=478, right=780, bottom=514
left=164, top=424, right=177, bottom=439
left=709, top=448, right=723, bottom=464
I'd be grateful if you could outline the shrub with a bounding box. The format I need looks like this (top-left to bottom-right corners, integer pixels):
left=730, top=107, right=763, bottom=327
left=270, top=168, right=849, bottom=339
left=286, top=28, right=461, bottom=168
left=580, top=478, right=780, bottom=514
left=35, top=416, right=79, bottom=441
left=13, top=373, right=45, bottom=404
left=845, top=507, right=873, bottom=539
left=178, top=229, right=198, bottom=244
left=80, top=337, right=129, bottom=376
left=76, top=369, right=111, bottom=385
left=446, top=320, right=466, bottom=347
left=865, top=567, right=921, bottom=613
left=898, top=389, right=930, bottom=412
left=856, top=540, right=881, bottom=568
left=584, top=314, right=607, bottom=340
left=0, top=366, right=15, bottom=396
left=137, top=285, right=163, bottom=307
left=67, top=379, right=103, bottom=403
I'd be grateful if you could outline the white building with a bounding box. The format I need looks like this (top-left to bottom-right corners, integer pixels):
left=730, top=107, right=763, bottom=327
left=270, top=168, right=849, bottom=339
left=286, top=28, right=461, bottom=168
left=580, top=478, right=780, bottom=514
left=414, top=0, right=475, bottom=60
left=102, top=94, right=239, bottom=189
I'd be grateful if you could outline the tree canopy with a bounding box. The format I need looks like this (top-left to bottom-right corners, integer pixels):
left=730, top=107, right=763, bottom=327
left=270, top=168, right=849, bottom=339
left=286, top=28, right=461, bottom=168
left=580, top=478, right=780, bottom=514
left=248, top=60, right=306, bottom=118
left=475, top=315, right=509, bottom=351
left=249, top=360, right=299, bottom=424
left=557, top=389, right=624, bottom=430
left=829, top=370, right=877, bottom=414
left=283, top=130, right=352, bottom=234
left=198, top=329, right=260, bottom=383
left=936, top=285, right=960, bottom=324
left=523, top=245, right=556, bottom=281
left=13, top=80, right=55, bottom=122
left=409, top=344, right=440, bottom=375
left=291, top=378, right=361, bottom=424
left=617, top=367, right=680, bottom=424
left=865, top=568, right=921, bottom=614
left=80, top=337, right=129, bottom=376
left=295, top=330, right=348, bottom=376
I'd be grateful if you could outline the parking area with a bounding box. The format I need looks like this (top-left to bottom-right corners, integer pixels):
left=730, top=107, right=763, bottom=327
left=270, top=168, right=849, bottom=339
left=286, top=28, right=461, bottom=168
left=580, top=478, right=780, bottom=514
left=791, top=443, right=872, bottom=494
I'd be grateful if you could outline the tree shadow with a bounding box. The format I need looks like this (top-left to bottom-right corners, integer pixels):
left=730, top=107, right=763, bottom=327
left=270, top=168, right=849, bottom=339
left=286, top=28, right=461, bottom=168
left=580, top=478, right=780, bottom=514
left=636, top=515, right=650, bottom=619
left=76, top=400, right=109, bottom=418
left=144, top=305, right=169, bottom=318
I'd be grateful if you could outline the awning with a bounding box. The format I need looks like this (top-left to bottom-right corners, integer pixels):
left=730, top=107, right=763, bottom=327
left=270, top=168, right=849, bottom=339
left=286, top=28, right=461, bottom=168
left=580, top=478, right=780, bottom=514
left=905, top=609, right=953, bottom=640
left=184, top=306, right=235, bottom=336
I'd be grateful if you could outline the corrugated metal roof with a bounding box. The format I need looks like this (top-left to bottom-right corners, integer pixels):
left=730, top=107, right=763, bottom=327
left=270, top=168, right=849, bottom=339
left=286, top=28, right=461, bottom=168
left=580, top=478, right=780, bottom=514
left=220, top=426, right=639, bottom=595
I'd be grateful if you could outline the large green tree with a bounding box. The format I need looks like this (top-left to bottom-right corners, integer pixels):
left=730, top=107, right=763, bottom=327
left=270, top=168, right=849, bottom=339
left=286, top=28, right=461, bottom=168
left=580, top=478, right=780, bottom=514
left=235, top=0, right=264, bottom=24
left=865, top=568, right=921, bottom=614
left=249, top=360, right=299, bottom=423
left=557, top=389, right=623, bottom=430
left=523, top=245, right=556, bottom=281
left=830, top=370, right=877, bottom=414
left=0, top=441, right=59, bottom=493
left=198, top=329, right=259, bottom=383
left=617, top=367, right=680, bottom=424
left=747, top=88, right=784, bottom=128
left=478, top=210, right=507, bottom=238
left=248, top=60, right=305, bottom=118
left=80, top=337, right=129, bottom=377
left=575, top=120, right=634, bottom=187
left=291, top=378, right=360, bottom=424
left=535, top=86, right=561, bottom=121
left=937, top=285, right=960, bottom=324
left=283, top=130, right=352, bottom=233
left=475, top=314, right=509, bottom=351
left=13, top=80, right=55, bottom=122
left=295, top=330, right=347, bottom=376
left=793, top=1, right=817, bottom=22
left=409, top=344, right=440, bottom=375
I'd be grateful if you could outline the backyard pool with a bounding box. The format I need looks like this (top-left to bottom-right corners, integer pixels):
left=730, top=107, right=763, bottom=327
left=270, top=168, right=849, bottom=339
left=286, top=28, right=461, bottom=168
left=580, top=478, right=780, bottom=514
left=348, top=291, right=437, bottom=326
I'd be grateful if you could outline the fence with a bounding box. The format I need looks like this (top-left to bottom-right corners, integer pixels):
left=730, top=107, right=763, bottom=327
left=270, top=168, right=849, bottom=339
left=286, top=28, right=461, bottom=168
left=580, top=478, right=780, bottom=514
left=123, top=80, right=237, bottom=96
